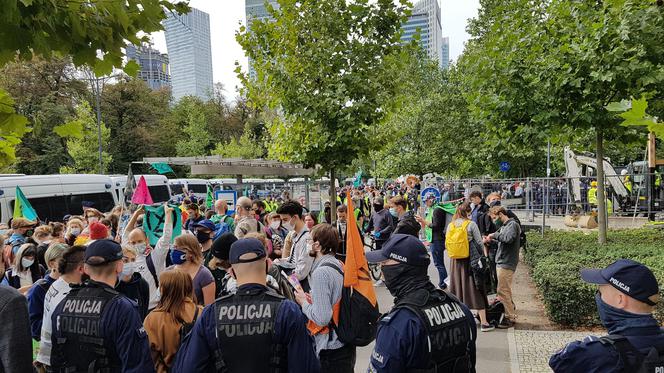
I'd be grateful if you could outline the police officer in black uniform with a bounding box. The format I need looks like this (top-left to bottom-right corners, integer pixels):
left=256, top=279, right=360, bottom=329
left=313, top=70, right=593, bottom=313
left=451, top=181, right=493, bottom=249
left=550, top=259, right=664, bottom=372
left=50, top=239, right=154, bottom=373
left=366, top=234, right=477, bottom=372
left=173, top=238, right=320, bottom=372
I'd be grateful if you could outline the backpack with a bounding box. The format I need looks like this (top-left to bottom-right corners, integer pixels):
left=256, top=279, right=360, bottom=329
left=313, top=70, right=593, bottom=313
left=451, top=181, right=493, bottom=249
left=179, top=306, right=200, bottom=342
left=146, top=254, right=159, bottom=287
left=213, top=222, right=230, bottom=241
left=485, top=300, right=505, bottom=327
left=320, top=262, right=380, bottom=347
left=598, top=334, right=664, bottom=373
left=446, top=220, right=471, bottom=259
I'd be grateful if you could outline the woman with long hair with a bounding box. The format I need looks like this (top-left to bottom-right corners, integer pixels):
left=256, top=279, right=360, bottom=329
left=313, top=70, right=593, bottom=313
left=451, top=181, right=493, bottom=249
left=447, top=202, right=494, bottom=332
left=168, top=234, right=215, bottom=306
left=2, top=243, right=45, bottom=294
left=144, top=270, right=202, bottom=373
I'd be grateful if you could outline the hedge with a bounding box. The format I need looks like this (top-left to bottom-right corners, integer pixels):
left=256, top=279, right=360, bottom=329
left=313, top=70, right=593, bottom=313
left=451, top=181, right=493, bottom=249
left=524, top=228, right=664, bottom=327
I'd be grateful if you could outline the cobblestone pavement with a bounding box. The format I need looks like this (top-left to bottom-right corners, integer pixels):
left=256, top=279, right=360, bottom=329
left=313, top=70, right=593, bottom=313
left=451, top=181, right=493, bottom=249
left=509, top=330, right=591, bottom=372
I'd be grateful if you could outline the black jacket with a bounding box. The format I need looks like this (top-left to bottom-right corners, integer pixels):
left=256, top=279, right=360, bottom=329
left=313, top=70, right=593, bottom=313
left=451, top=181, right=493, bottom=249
left=116, top=272, right=150, bottom=320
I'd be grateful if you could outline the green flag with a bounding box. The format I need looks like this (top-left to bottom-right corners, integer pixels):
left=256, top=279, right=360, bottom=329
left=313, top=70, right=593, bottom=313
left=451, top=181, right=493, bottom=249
left=206, top=185, right=214, bottom=209
left=143, top=204, right=182, bottom=246
left=13, top=186, right=38, bottom=221
left=150, top=162, right=174, bottom=175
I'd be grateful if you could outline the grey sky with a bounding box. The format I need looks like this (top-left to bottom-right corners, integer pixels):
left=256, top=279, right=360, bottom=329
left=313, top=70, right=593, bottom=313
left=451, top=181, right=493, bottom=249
left=152, top=0, right=480, bottom=100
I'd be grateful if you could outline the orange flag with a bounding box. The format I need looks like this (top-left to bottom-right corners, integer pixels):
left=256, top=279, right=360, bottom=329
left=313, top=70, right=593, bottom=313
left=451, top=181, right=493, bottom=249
left=131, top=176, right=154, bottom=205
left=344, top=192, right=377, bottom=305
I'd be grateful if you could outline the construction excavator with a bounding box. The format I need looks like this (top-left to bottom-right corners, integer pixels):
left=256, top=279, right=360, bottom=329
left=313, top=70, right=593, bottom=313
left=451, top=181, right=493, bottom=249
left=564, top=133, right=664, bottom=218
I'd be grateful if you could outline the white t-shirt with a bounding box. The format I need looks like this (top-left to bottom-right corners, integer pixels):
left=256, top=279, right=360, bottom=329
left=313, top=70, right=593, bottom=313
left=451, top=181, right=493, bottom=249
left=18, top=270, right=32, bottom=287
left=36, top=278, right=72, bottom=365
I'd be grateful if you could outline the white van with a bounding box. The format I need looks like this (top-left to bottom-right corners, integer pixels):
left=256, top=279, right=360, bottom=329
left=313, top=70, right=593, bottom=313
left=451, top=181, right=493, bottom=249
left=169, top=178, right=209, bottom=201
left=110, top=175, right=172, bottom=204
left=0, top=174, right=118, bottom=223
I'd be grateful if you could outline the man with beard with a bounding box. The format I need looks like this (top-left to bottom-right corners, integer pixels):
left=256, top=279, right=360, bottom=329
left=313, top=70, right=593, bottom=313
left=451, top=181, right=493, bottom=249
left=366, top=234, right=477, bottom=372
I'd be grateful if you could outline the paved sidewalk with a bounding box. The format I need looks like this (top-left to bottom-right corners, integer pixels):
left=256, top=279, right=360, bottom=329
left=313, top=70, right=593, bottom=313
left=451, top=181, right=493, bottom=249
left=509, top=330, right=589, bottom=373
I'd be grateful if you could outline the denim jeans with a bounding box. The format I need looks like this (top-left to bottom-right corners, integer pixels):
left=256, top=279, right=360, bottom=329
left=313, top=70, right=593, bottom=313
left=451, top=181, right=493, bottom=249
left=430, top=240, right=448, bottom=288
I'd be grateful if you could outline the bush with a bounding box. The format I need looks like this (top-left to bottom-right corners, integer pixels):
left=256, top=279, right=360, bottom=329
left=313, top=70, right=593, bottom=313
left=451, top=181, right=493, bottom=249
left=525, top=228, right=664, bottom=327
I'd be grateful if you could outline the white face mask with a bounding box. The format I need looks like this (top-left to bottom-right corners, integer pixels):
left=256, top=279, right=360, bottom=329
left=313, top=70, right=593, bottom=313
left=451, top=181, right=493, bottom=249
left=270, top=221, right=281, bottom=230
left=121, top=262, right=136, bottom=277
left=283, top=218, right=295, bottom=231
left=22, top=258, right=34, bottom=269
left=134, top=243, right=148, bottom=255
left=71, top=228, right=81, bottom=235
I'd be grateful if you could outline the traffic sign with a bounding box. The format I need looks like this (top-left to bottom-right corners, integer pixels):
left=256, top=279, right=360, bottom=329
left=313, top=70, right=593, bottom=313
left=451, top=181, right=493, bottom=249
left=214, top=190, right=238, bottom=215
left=500, top=161, right=511, bottom=172
left=420, top=187, right=441, bottom=202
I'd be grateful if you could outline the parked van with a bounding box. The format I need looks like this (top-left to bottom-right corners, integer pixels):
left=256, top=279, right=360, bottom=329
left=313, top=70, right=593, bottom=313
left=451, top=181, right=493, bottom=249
left=0, top=174, right=118, bottom=224
left=169, top=178, right=209, bottom=201
left=110, top=175, right=172, bottom=204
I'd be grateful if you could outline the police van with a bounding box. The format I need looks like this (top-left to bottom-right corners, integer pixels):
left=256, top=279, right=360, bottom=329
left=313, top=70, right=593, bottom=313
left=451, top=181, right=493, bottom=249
left=110, top=175, right=172, bottom=204
left=0, top=174, right=119, bottom=224
left=169, top=178, right=209, bottom=201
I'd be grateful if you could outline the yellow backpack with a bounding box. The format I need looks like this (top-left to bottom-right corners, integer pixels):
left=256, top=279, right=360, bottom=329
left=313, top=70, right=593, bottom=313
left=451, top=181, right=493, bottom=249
left=446, top=220, right=470, bottom=259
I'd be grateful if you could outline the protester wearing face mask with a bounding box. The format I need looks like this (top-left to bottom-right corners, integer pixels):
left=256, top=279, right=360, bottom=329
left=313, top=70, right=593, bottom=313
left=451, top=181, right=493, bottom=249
left=116, top=245, right=150, bottom=320
left=64, top=218, right=85, bottom=246
left=485, top=206, right=521, bottom=327
left=122, top=203, right=174, bottom=310
left=35, top=245, right=86, bottom=370
left=295, top=224, right=356, bottom=372
left=364, top=197, right=394, bottom=252
left=3, top=218, right=37, bottom=271
left=167, top=234, right=215, bottom=306
left=390, top=196, right=421, bottom=238
left=27, top=243, right=68, bottom=340
left=50, top=239, right=153, bottom=372
left=550, top=259, right=664, bottom=372
left=366, top=234, right=477, bottom=372
left=194, top=220, right=215, bottom=263
left=275, top=200, right=314, bottom=292
left=84, top=208, right=104, bottom=226
left=264, top=212, right=288, bottom=260
left=2, top=243, right=45, bottom=294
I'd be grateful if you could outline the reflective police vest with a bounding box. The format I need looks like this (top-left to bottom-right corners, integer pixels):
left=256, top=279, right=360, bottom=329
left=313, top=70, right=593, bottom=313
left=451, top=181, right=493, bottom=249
left=214, top=288, right=287, bottom=373
left=395, top=289, right=472, bottom=373
left=51, top=283, right=122, bottom=373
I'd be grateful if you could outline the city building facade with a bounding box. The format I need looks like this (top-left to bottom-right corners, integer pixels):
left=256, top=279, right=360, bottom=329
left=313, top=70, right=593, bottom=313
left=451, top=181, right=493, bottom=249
left=125, top=44, right=171, bottom=90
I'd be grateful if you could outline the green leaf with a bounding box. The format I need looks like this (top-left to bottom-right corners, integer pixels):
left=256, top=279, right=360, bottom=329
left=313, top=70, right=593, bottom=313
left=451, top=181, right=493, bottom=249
left=123, top=60, right=140, bottom=77
left=53, top=120, right=84, bottom=139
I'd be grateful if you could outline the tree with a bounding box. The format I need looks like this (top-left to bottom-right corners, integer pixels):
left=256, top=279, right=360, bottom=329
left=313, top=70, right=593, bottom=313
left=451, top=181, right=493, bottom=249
left=0, top=0, right=188, bottom=168
left=60, top=102, right=112, bottom=174
left=237, top=0, right=410, bottom=218
left=174, top=97, right=212, bottom=157
left=461, top=0, right=664, bottom=243
left=212, top=123, right=265, bottom=159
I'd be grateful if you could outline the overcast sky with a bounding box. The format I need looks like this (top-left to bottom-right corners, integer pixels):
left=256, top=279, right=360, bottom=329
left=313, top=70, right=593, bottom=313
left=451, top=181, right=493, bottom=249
left=152, top=0, right=480, bottom=100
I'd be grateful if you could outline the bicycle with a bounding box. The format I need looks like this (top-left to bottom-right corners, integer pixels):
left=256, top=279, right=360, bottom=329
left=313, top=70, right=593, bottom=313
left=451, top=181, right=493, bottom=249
left=363, top=234, right=382, bottom=282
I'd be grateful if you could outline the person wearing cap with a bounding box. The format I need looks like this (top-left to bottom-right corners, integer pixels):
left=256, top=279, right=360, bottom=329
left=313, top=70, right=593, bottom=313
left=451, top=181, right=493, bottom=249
left=50, top=239, right=154, bottom=373
left=122, top=204, right=174, bottom=311
left=588, top=180, right=598, bottom=209
left=549, top=259, right=664, bottom=372
left=172, top=238, right=321, bottom=372
left=207, top=232, right=238, bottom=297
left=194, top=219, right=216, bottom=261
left=3, top=217, right=37, bottom=270
left=366, top=234, right=477, bottom=372
left=365, top=197, right=394, bottom=252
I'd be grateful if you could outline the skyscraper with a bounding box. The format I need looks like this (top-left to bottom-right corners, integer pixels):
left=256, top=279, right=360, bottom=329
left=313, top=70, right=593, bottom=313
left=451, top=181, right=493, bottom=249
left=125, top=44, right=171, bottom=90
left=401, top=0, right=444, bottom=68
left=441, top=36, right=450, bottom=69
left=245, top=0, right=279, bottom=78
left=163, top=7, right=213, bottom=101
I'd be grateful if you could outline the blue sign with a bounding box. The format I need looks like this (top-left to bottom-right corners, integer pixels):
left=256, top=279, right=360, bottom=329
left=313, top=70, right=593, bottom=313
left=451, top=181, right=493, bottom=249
left=214, top=190, right=238, bottom=215
left=420, top=187, right=441, bottom=203
left=500, top=161, right=511, bottom=172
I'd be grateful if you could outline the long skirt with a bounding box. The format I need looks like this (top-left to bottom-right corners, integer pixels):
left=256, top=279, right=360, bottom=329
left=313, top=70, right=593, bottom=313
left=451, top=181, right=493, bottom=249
left=449, top=257, right=488, bottom=310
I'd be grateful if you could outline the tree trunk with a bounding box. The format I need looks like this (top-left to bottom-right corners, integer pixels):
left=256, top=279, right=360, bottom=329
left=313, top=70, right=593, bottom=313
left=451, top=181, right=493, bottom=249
left=596, top=127, right=608, bottom=244
left=329, top=168, right=337, bottom=223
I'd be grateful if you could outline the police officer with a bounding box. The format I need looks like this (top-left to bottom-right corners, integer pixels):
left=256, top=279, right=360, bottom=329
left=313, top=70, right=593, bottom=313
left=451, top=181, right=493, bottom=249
left=549, top=259, right=664, bottom=372
left=50, top=239, right=154, bottom=373
left=173, top=238, right=320, bottom=372
left=366, top=234, right=477, bottom=372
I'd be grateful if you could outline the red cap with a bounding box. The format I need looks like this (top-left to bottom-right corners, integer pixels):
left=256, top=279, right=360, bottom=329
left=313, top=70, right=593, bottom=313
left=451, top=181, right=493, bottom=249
left=89, top=222, right=109, bottom=240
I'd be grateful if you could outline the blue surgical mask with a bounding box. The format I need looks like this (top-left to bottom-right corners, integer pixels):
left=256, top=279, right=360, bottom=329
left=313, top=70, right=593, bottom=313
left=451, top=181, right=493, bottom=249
left=389, top=208, right=398, bottom=217
left=170, top=249, right=187, bottom=265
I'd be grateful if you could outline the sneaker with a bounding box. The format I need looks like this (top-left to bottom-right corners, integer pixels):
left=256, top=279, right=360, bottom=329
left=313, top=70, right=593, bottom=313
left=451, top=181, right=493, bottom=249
left=373, top=279, right=385, bottom=287
left=497, top=319, right=514, bottom=329
left=480, top=324, right=495, bottom=332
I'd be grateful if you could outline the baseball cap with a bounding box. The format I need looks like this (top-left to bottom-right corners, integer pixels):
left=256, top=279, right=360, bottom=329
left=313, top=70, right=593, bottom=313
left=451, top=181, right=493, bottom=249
left=366, top=233, right=430, bottom=267
left=229, top=238, right=266, bottom=264
left=194, top=219, right=216, bottom=231
left=581, top=259, right=660, bottom=306
left=85, top=239, right=123, bottom=265
left=211, top=233, right=238, bottom=260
